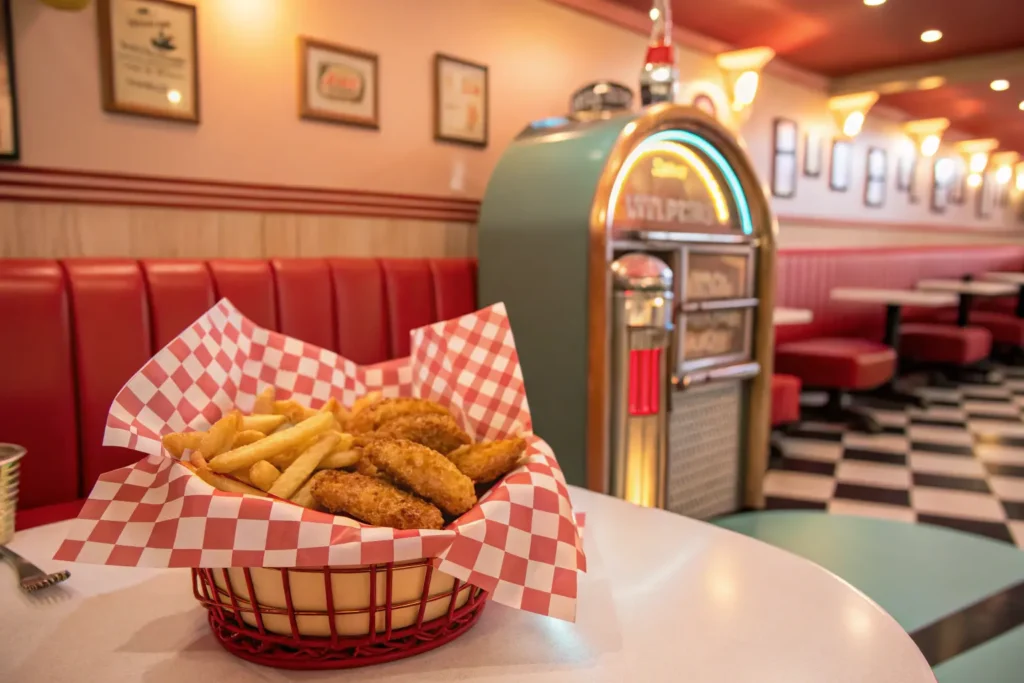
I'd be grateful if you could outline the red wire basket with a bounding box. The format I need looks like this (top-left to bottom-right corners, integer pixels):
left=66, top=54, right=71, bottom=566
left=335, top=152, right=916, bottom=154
left=192, top=560, right=487, bottom=669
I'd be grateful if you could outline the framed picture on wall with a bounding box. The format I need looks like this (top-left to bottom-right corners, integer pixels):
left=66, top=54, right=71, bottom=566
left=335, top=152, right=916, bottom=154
left=830, top=139, right=852, bottom=192
left=771, top=118, right=798, bottom=198
left=864, top=147, right=887, bottom=208
left=803, top=130, right=822, bottom=177
left=931, top=158, right=955, bottom=214
left=977, top=173, right=996, bottom=218
left=97, top=0, right=200, bottom=123
left=896, top=150, right=915, bottom=192
left=948, top=158, right=966, bottom=204
left=299, top=37, right=379, bottom=129
left=0, top=0, right=19, bottom=159
left=434, top=53, right=488, bottom=147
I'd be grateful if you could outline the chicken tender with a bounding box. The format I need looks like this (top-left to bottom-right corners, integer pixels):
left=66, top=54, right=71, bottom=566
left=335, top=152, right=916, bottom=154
left=374, top=413, right=471, bottom=455
left=310, top=470, right=444, bottom=530
left=364, top=438, right=477, bottom=516
left=348, top=397, right=451, bottom=433
left=448, top=437, right=527, bottom=483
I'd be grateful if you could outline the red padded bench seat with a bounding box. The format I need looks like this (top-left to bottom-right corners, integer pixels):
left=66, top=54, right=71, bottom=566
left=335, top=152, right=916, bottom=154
left=935, top=311, right=1024, bottom=347
left=775, top=338, right=896, bottom=390
left=0, top=258, right=478, bottom=531
left=899, top=323, right=991, bottom=365
left=771, top=374, right=801, bottom=426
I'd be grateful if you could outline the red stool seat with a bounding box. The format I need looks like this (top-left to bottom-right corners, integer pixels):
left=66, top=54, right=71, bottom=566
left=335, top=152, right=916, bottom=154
left=771, top=374, right=801, bottom=426
left=900, top=323, right=991, bottom=365
left=935, top=311, right=1024, bottom=347
left=776, top=338, right=896, bottom=390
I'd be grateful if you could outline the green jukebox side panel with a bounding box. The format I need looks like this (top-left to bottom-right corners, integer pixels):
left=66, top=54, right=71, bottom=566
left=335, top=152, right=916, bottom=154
left=477, top=117, right=632, bottom=487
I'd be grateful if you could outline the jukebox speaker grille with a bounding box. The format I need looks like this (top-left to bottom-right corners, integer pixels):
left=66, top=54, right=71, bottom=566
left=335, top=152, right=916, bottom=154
left=666, top=381, right=742, bottom=520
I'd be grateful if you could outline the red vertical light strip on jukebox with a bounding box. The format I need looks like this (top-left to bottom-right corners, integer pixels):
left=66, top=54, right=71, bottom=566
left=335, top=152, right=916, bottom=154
left=628, top=348, right=662, bottom=416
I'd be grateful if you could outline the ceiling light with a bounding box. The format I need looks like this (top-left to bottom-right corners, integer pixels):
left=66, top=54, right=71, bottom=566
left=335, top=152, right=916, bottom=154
left=958, top=138, right=1000, bottom=174
left=991, top=79, right=1010, bottom=92
left=1016, top=164, right=1024, bottom=192
left=864, top=0, right=886, bottom=5
left=969, top=153, right=988, bottom=174
left=828, top=91, right=879, bottom=139
left=716, top=47, right=775, bottom=121
left=904, top=118, right=949, bottom=158
left=649, top=7, right=660, bottom=21
left=997, top=165, right=1013, bottom=185
left=920, top=30, right=943, bottom=43
left=1019, top=100, right=1024, bottom=111
left=967, top=173, right=983, bottom=189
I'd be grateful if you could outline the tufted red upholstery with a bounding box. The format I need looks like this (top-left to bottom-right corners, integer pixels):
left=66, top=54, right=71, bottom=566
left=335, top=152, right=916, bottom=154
left=935, top=310, right=1024, bottom=346
left=771, top=374, right=801, bottom=426
left=0, top=261, right=80, bottom=511
left=3, top=258, right=477, bottom=531
left=776, top=338, right=897, bottom=390
left=775, top=246, right=1024, bottom=345
left=899, top=323, right=992, bottom=365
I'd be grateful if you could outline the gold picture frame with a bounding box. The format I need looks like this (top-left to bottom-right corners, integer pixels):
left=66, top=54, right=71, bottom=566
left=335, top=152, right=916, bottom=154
left=434, top=53, right=488, bottom=147
left=299, top=37, right=379, bottom=129
left=97, top=0, right=200, bottom=123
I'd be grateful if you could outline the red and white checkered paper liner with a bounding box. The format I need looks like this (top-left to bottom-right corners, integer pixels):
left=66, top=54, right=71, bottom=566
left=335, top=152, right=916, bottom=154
left=54, top=299, right=586, bottom=621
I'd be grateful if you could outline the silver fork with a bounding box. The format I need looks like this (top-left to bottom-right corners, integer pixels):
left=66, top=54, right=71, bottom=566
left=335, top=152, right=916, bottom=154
left=0, top=545, right=70, bottom=593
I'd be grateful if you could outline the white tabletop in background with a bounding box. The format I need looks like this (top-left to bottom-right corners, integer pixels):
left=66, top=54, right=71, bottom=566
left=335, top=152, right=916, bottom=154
left=917, top=279, right=1018, bottom=297
left=983, top=272, right=1024, bottom=285
left=773, top=307, right=813, bottom=325
left=0, top=487, right=934, bottom=683
left=831, top=287, right=957, bottom=307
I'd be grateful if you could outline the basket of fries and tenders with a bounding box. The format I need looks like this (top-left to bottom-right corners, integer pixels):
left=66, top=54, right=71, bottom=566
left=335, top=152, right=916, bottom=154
left=54, top=300, right=585, bottom=670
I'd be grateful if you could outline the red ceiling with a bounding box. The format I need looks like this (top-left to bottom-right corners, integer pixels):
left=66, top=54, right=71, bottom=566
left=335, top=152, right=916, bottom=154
left=606, top=0, right=1024, bottom=153
left=611, top=0, right=1024, bottom=76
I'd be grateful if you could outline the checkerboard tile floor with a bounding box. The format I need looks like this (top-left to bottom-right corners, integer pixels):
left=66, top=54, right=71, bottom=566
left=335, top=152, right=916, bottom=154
left=765, top=366, right=1024, bottom=548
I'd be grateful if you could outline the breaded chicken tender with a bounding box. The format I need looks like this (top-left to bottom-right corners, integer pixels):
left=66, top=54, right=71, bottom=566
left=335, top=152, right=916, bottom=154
left=347, top=397, right=451, bottom=433
left=374, top=413, right=471, bottom=455
left=364, top=438, right=477, bottom=516
left=310, top=470, right=444, bottom=530
left=448, top=437, right=527, bottom=483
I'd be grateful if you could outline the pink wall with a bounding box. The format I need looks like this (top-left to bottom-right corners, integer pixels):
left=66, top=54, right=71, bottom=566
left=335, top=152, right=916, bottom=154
left=8, top=0, right=1024, bottom=244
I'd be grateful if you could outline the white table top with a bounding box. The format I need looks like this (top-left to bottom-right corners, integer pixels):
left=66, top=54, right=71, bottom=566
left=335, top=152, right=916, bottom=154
left=0, top=488, right=934, bottom=683
left=983, top=271, right=1024, bottom=285
left=773, top=307, right=813, bottom=325
left=917, top=278, right=1017, bottom=297
left=831, top=287, right=957, bottom=307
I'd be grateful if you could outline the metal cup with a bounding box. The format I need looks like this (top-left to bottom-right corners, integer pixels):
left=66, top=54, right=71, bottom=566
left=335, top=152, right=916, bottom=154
left=0, top=444, right=26, bottom=546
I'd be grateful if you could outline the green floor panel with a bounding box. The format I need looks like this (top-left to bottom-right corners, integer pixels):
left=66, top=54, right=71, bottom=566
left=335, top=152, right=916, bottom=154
left=933, top=624, right=1024, bottom=683
left=715, top=511, right=1024, bottom=632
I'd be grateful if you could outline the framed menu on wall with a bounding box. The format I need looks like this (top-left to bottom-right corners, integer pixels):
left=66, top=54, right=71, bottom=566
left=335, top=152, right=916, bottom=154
left=771, top=118, right=798, bottom=198
left=299, top=37, right=379, bottom=129
left=864, top=147, right=887, bottom=208
left=0, top=0, right=19, bottom=160
left=829, top=139, right=851, bottom=192
left=434, top=53, right=488, bottom=147
left=97, top=0, right=199, bottom=123
left=804, top=130, right=822, bottom=177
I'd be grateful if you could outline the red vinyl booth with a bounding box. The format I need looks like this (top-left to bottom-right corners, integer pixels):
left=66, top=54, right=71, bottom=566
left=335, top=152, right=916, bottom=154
left=0, top=258, right=478, bottom=531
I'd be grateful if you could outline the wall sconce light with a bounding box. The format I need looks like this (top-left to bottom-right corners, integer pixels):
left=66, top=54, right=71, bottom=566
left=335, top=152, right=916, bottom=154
left=991, top=152, right=1019, bottom=186
left=903, top=118, right=949, bottom=158
left=957, top=139, right=999, bottom=188
left=1016, top=162, right=1024, bottom=192
left=716, top=46, right=775, bottom=122
left=828, top=91, right=879, bottom=139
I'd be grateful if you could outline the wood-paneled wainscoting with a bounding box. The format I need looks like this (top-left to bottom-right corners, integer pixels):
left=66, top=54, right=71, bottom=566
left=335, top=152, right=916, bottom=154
left=0, top=167, right=479, bottom=259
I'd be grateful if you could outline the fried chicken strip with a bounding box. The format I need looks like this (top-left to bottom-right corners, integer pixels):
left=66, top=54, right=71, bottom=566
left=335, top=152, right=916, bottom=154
left=310, top=470, right=444, bottom=530
left=364, top=438, right=477, bottom=516
left=348, top=397, right=451, bottom=433
left=374, top=413, right=471, bottom=455
left=448, top=437, right=527, bottom=483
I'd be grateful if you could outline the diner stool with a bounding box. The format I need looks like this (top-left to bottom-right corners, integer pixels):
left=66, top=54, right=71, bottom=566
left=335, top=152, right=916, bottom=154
left=898, top=323, right=995, bottom=384
left=775, top=338, right=897, bottom=433
left=770, top=374, right=801, bottom=462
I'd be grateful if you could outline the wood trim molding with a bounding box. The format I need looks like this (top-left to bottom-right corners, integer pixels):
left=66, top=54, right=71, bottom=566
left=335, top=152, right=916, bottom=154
left=0, top=166, right=480, bottom=222
left=777, top=213, right=1023, bottom=237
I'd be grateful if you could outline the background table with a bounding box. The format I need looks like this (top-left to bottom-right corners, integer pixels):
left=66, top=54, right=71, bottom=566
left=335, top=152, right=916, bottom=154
left=774, top=307, right=813, bottom=326
left=982, top=272, right=1024, bottom=317
left=0, top=487, right=934, bottom=682
left=831, top=288, right=957, bottom=347
left=917, top=279, right=1017, bottom=326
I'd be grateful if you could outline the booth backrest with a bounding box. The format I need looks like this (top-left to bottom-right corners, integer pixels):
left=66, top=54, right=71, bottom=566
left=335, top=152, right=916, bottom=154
left=0, top=258, right=477, bottom=518
left=775, top=245, right=1024, bottom=344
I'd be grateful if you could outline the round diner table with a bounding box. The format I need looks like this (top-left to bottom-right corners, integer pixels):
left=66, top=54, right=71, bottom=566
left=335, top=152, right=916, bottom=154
left=0, top=487, right=935, bottom=682
left=917, top=278, right=1018, bottom=327
left=981, top=272, right=1024, bottom=317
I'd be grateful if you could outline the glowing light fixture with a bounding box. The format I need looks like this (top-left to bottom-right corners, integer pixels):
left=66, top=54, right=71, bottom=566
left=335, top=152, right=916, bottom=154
left=997, top=165, right=1014, bottom=185
left=992, top=152, right=1020, bottom=186
left=864, top=0, right=886, bottom=5
left=957, top=138, right=999, bottom=175
left=649, top=6, right=660, bottom=20
left=1019, top=100, right=1024, bottom=111
left=903, top=118, right=949, bottom=158
left=991, top=79, right=1010, bottom=92
left=920, top=30, right=943, bottom=43
left=828, top=91, right=879, bottom=139
left=967, top=173, right=983, bottom=189
left=716, top=46, right=775, bottom=122
left=1016, top=163, right=1024, bottom=192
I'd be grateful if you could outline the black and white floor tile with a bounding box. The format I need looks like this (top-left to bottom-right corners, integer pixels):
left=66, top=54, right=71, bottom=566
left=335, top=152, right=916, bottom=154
left=765, top=367, right=1024, bottom=548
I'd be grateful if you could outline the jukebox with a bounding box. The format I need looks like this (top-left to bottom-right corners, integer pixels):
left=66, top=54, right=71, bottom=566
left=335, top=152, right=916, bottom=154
left=477, top=103, right=776, bottom=518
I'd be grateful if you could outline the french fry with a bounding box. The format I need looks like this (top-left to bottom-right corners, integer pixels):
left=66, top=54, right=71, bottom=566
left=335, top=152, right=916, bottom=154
left=199, top=411, right=242, bottom=461
left=162, top=431, right=204, bottom=458
left=351, top=391, right=382, bottom=415
left=317, top=449, right=361, bottom=470
left=319, top=397, right=339, bottom=415
left=231, top=468, right=254, bottom=486
left=268, top=432, right=340, bottom=499
left=249, top=460, right=281, bottom=492
left=253, top=386, right=275, bottom=415
left=289, top=477, right=319, bottom=510
left=190, top=450, right=209, bottom=470
left=241, top=414, right=288, bottom=434
left=207, top=411, right=334, bottom=473
left=273, top=399, right=317, bottom=424
left=268, top=435, right=318, bottom=469
left=333, top=403, right=352, bottom=431
left=232, top=430, right=265, bottom=448
left=196, top=467, right=267, bottom=497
